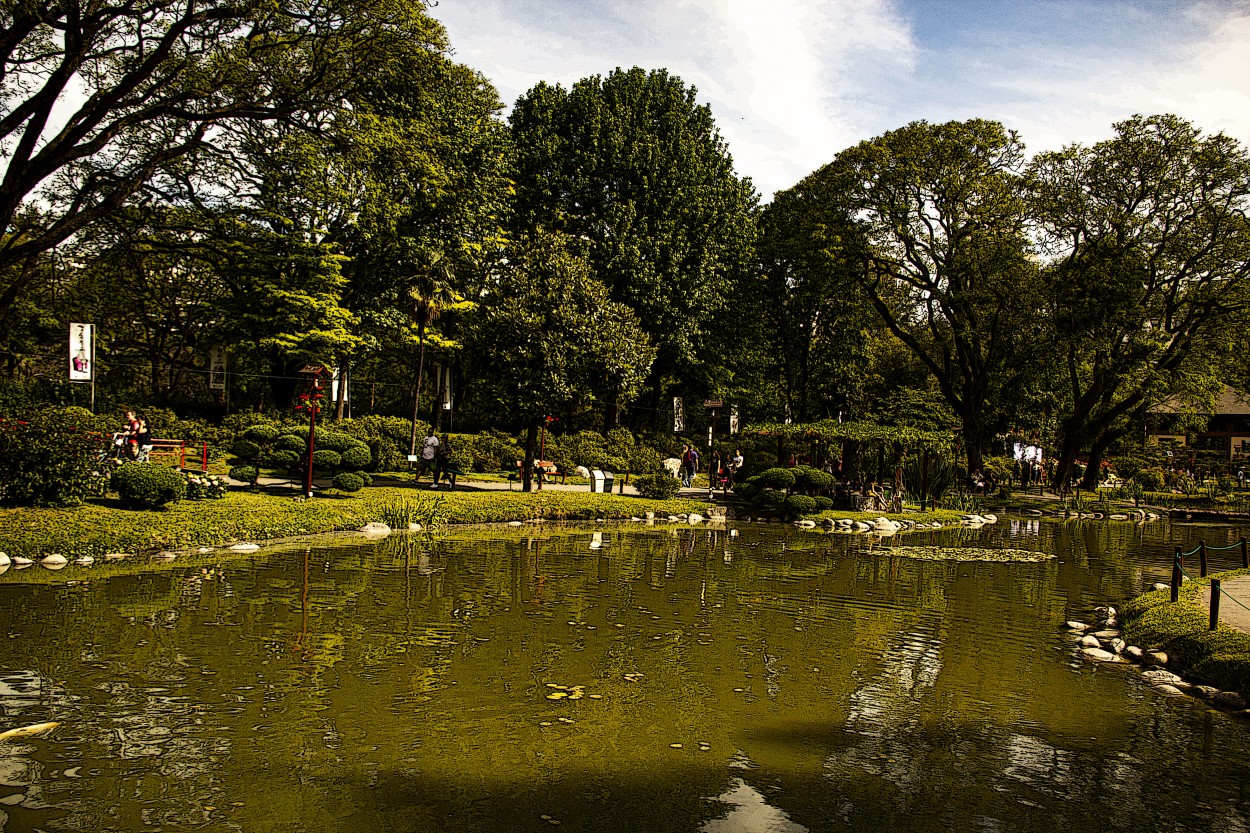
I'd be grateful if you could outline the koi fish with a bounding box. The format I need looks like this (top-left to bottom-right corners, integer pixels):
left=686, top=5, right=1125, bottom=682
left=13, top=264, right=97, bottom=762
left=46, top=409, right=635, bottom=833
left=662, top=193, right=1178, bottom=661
left=0, top=721, right=61, bottom=742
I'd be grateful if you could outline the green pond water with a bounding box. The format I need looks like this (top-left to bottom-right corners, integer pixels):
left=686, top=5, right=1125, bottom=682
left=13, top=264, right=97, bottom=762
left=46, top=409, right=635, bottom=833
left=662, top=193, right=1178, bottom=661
left=1, top=518, right=1249, bottom=832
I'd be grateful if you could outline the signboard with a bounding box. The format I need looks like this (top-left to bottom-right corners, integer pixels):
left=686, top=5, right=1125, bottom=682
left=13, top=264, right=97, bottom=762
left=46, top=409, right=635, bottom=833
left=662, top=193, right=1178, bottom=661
left=208, top=346, right=226, bottom=390
left=703, top=399, right=723, bottom=408
left=68, top=323, right=93, bottom=382
left=729, top=403, right=739, bottom=435
left=673, top=397, right=684, bottom=433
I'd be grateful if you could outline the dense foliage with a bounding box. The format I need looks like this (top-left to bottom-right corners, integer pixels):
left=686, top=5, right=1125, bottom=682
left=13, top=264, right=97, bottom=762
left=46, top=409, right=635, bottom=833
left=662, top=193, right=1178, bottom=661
left=113, top=463, right=189, bottom=510
left=0, top=409, right=102, bottom=507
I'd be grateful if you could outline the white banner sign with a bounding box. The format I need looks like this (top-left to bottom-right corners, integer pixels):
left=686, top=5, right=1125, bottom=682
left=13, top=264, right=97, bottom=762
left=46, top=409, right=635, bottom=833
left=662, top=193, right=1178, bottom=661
left=673, top=397, right=684, bottom=433
left=69, top=323, right=93, bottom=382
left=729, top=403, right=739, bottom=435
left=208, top=346, right=227, bottom=390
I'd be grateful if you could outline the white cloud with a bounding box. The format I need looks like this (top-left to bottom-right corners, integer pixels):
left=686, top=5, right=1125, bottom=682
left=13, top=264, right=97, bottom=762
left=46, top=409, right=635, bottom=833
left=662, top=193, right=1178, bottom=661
left=431, top=0, right=1250, bottom=197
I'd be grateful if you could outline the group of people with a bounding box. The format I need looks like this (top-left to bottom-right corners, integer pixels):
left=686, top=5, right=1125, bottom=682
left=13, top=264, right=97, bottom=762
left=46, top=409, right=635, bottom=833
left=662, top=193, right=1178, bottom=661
left=679, top=445, right=744, bottom=489
left=105, top=410, right=152, bottom=462
left=414, top=427, right=456, bottom=489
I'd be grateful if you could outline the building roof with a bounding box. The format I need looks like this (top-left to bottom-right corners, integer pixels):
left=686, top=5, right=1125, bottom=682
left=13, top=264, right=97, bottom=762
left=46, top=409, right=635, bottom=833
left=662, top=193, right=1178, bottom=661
left=1151, top=385, right=1250, bottom=416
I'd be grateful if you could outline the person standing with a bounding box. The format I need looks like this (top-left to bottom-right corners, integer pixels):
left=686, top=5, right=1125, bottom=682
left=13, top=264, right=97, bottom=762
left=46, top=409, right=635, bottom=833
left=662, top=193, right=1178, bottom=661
left=416, top=427, right=439, bottom=485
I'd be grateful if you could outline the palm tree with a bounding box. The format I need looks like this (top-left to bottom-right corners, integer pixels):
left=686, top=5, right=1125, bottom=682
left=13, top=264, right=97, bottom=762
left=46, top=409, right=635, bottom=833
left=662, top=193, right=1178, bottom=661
left=406, top=248, right=458, bottom=457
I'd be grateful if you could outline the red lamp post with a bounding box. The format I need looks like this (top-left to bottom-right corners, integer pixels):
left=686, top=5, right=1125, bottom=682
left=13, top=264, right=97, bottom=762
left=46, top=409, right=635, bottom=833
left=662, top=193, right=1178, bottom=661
left=297, top=366, right=328, bottom=498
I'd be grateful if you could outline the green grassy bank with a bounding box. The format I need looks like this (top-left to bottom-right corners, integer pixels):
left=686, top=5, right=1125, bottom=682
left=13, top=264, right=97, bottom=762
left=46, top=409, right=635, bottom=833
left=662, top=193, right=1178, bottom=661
left=1121, top=569, right=1250, bottom=699
left=0, top=488, right=716, bottom=561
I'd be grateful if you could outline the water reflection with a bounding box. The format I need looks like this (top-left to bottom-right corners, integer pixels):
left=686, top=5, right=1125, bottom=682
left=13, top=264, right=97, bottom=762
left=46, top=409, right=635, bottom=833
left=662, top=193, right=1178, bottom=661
left=0, top=520, right=1247, bottom=832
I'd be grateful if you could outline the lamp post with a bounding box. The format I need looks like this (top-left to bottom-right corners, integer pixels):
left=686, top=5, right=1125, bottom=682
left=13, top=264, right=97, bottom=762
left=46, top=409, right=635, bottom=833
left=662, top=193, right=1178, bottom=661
left=298, top=366, right=328, bottom=499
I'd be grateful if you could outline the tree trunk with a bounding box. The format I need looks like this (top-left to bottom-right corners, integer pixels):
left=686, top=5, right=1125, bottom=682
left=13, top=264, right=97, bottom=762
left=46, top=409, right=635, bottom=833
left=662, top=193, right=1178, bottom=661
left=523, top=418, right=538, bottom=493
left=407, top=326, right=427, bottom=457
left=603, top=390, right=620, bottom=434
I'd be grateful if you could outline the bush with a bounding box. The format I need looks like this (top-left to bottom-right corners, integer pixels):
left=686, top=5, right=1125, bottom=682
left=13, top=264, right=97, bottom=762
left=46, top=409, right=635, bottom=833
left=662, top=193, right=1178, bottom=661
left=267, top=449, right=301, bottom=470
left=628, top=444, right=662, bottom=476
left=332, top=472, right=365, bottom=492
left=813, top=495, right=833, bottom=511
left=633, top=472, right=680, bottom=500
left=358, top=472, right=373, bottom=487
left=368, top=437, right=406, bottom=472
left=1135, top=469, right=1166, bottom=492
left=113, top=462, right=187, bottom=510
left=339, top=443, right=372, bottom=470
left=231, top=438, right=261, bottom=460
left=316, top=429, right=354, bottom=453
left=229, top=465, right=260, bottom=486
left=0, top=408, right=102, bottom=507
left=757, top=467, right=796, bottom=491
left=185, top=472, right=228, bottom=500
left=753, top=489, right=785, bottom=510
left=241, top=424, right=281, bottom=444
left=468, top=429, right=522, bottom=472
left=733, top=481, right=759, bottom=501
left=784, top=494, right=817, bottom=517
left=274, top=434, right=305, bottom=452
left=312, top=449, right=341, bottom=469
left=793, top=466, right=832, bottom=493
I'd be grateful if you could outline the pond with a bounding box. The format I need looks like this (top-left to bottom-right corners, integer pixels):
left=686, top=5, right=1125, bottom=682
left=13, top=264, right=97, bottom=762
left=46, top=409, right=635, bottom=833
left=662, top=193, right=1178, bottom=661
left=1, top=518, right=1249, bottom=832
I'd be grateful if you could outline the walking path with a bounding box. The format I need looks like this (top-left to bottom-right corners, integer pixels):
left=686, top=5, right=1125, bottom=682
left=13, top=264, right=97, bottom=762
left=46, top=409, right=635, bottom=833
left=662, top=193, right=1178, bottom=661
left=1200, top=577, right=1250, bottom=634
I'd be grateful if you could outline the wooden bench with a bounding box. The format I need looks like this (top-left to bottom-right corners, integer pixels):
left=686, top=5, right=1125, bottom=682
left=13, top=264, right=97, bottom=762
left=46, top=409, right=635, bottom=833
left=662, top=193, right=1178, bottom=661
left=502, top=463, right=566, bottom=490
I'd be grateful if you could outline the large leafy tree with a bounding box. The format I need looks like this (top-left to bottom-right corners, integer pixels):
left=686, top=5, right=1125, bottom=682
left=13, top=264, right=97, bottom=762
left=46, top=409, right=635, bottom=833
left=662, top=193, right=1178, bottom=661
left=1028, top=114, right=1250, bottom=488
left=0, top=0, right=446, bottom=322
left=509, top=67, right=757, bottom=429
left=783, top=119, right=1041, bottom=471
left=467, top=232, right=655, bottom=490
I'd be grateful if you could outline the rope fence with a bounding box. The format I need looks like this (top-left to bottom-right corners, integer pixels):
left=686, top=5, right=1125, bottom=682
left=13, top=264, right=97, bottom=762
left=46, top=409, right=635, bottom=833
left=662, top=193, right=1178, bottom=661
left=1170, top=537, right=1250, bottom=630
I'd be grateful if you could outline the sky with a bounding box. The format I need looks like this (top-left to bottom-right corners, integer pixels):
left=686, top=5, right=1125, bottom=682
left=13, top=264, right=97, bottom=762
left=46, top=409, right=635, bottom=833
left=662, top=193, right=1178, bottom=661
left=428, top=0, right=1250, bottom=200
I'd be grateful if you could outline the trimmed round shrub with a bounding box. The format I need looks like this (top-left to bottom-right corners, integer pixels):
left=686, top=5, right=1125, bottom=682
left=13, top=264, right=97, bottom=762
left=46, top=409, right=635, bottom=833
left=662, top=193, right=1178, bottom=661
left=332, top=471, right=365, bottom=492
left=113, top=462, right=187, bottom=510
left=230, top=438, right=261, bottom=460
left=369, top=437, right=405, bottom=472
left=794, top=466, right=833, bottom=492
left=312, top=449, right=341, bottom=469
left=753, top=489, right=785, bottom=510
left=358, top=472, right=373, bottom=487
left=316, top=430, right=354, bottom=453
left=601, top=454, right=629, bottom=475
left=241, top=424, right=281, bottom=444
left=267, top=449, right=301, bottom=470
left=340, top=443, right=372, bottom=470
left=275, top=434, right=306, bottom=452
left=634, top=472, right=680, bottom=500
left=784, top=494, right=817, bottom=517
left=734, top=481, right=759, bottom=501
left=813, top=495, right=834, bottom=511
left=757, top=467, right=796, bottom=491
left=229, top=465, right=260, bottom=486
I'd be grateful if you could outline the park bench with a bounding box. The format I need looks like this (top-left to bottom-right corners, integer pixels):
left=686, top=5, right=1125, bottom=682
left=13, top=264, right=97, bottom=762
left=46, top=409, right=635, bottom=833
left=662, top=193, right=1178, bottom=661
left=503, top=461, right=567, bottom=490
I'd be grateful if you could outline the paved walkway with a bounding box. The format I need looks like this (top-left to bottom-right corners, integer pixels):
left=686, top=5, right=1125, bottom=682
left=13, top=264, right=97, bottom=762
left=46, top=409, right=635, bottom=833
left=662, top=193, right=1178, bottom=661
left=1200, top=576, right=1250, bottom=634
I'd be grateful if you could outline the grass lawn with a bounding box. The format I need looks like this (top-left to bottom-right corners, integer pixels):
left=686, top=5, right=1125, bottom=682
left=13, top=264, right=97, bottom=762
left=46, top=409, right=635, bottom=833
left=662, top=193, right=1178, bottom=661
left=0, top=487, right=722, bottom=562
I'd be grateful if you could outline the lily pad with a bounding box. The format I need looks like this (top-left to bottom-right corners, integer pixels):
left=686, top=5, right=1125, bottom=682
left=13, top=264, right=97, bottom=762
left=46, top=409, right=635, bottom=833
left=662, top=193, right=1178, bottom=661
left=885, top=546, right=1054, bottom=563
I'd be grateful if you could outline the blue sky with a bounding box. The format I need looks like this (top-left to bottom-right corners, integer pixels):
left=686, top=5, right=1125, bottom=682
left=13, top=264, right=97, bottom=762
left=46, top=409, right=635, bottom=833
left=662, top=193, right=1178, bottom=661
left=429, top=0, right=1250, bottom=200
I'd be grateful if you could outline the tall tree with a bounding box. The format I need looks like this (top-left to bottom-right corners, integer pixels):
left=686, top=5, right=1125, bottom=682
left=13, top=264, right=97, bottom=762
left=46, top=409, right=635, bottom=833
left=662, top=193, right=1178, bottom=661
left=1028, top=114, right=1250, bottom=488
left=0, top=0, right=447, bottom=321
left=783, top=119, right=1040, bottom=471
left=509, top=67, right=757, bottom=430
left=467, top=232, right=654, bottom=491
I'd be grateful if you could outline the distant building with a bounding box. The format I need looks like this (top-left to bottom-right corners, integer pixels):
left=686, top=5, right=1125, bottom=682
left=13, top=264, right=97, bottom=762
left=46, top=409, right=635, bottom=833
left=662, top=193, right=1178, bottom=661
left=1148, top=385, right=1250, bottom=461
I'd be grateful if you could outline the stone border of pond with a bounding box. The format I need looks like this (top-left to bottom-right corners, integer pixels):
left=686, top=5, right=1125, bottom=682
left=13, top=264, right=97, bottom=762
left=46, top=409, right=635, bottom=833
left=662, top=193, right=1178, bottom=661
left=1078, top=576, right=1250, bottom=713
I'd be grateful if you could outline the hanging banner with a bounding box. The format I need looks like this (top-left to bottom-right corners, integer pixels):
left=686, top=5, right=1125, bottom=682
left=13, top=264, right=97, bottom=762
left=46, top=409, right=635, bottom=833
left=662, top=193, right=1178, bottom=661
left=208, top=346, right=227, bottom=390
left=438, top=364, right=452, bottom=410
left=784, top=402, right=792, bottom=425
left=729, top=403, right=739, bottom=435
left=68, top=323, right=93, bottom=382
left=330, top=366, right=348, bottom=403
left=673, top=397, right=684, bottom=433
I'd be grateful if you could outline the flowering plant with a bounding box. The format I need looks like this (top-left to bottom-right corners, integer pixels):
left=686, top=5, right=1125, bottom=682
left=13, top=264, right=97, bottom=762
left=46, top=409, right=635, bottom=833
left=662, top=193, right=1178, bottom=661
left=295, top=386, right=326, bottom=415
left=185, top=472, right=228, bottom=500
